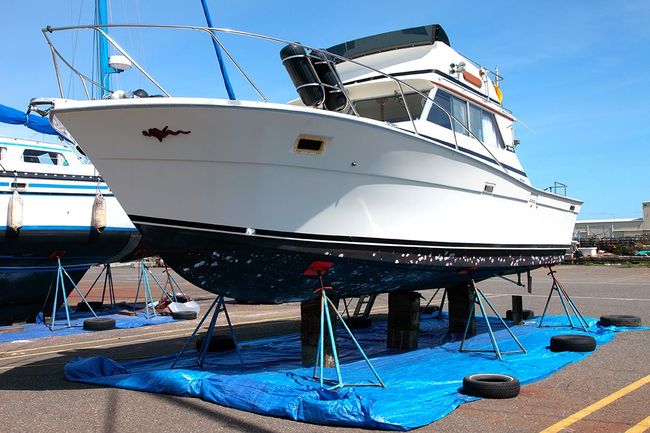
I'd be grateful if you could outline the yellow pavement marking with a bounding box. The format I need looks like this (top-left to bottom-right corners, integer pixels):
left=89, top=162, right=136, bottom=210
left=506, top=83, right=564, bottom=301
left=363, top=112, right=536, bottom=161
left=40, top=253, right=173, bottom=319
left=540, top=374, right=650, bottom=433
left=625, top=415, right=650, bottom=433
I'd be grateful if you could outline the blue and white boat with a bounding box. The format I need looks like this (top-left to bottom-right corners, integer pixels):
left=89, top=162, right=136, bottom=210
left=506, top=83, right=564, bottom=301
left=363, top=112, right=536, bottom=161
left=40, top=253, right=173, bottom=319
left=0, top=131, right=139, bottom=323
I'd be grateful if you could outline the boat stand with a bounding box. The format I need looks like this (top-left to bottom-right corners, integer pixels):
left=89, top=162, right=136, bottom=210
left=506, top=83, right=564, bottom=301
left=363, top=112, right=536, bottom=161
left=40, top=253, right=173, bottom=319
left=421, top=287, right=447, bottom=318
left=538, top=266, right=589, bottom=332
left=170, top=295, right=243, bottom=369
left=162, top=265, right=187, bottom=300
left=133, top=260, right=175, bottom=318
left=311, top=272, right=385, bottom=390
left=82, top=263, right=116, bottom=308
left=459, top=279, right=526, bottom=360
left=49, top=258, right=98, bottom=330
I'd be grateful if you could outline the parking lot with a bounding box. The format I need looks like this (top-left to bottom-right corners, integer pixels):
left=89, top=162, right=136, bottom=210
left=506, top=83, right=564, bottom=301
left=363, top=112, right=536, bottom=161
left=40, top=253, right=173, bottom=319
left=0, top=264, right=648, bottom=433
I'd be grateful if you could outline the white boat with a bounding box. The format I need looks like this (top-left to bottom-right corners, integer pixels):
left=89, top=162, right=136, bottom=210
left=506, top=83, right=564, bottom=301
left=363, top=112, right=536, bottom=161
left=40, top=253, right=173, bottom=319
left=32, top=24, right=581, bottom=303
left=0, top=135, right=140, bottom=322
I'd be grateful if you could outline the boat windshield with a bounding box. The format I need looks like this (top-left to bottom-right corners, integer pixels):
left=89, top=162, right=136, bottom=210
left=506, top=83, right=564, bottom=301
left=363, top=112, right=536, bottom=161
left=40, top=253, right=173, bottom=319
left=352, top=93, right=426, bottom=123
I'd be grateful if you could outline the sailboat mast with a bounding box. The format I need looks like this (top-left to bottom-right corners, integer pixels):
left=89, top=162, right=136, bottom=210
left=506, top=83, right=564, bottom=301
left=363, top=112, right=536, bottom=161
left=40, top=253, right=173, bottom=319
left=199, top=0, right=236, bottom=100
left=96, top=0, right=114, bottom=97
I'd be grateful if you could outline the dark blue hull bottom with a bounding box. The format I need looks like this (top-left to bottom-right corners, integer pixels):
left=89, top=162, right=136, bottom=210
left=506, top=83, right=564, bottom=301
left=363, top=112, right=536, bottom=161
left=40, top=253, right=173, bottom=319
left=0, top=228, right=139, bottom=324
left=135, top=219, right=566, bottom=303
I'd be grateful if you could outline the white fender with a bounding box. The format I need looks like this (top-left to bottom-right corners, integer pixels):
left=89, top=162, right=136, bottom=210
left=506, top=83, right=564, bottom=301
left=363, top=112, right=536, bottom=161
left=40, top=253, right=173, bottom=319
left=7, top=190, right=23, bottom=232
left=91, top=193, right=106, bottom=232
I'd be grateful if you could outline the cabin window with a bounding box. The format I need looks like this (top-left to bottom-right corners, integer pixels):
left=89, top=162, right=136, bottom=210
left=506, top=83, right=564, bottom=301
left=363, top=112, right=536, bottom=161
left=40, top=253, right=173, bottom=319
left=22, top=149, right=69, bottom=166
left=426, top=89, right=504, bottom=148
left=353, top=92, right=426, bottom=123
left=451, top=95, right=469, bottom=136
left=427, top=91, right=452, bottom=129
left=0, top=147, right=6, bottom=160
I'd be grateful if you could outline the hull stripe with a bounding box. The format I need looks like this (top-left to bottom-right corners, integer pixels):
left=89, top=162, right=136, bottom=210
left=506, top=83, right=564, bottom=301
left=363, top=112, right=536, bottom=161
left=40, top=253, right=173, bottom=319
left=131, top=214, right=569, bottom=251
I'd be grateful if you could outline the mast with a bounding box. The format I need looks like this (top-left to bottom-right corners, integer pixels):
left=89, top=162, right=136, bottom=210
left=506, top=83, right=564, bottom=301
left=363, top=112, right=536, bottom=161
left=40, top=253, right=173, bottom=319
left=199, top=0, right=236, bottom=100
left=96, top=0, right=115, bottom=97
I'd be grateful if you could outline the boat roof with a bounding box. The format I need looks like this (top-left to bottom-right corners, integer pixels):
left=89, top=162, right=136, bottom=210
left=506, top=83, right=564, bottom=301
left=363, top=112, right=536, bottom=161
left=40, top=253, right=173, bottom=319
left=327, top=24, right=450, bottom=61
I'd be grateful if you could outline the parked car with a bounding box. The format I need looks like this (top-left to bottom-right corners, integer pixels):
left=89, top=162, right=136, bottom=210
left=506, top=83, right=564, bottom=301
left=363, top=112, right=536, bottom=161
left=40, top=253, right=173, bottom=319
left=635, top=250, right=650, bottom=256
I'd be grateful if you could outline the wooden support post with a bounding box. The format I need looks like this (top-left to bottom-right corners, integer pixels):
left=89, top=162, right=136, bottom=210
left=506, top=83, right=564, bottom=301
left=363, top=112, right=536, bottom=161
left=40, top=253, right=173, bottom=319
left=447, top=283, right=475, bottom=334
left=300, top=296, right=339, bottom=367
left=511, top=295, right=524, bottom=325
left=387, top=291, right=420, bottom=349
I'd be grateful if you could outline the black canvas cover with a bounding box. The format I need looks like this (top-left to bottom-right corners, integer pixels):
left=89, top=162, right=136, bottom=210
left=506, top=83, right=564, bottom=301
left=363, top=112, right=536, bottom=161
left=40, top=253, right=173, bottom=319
left=327, top=24, right=450, bottom=61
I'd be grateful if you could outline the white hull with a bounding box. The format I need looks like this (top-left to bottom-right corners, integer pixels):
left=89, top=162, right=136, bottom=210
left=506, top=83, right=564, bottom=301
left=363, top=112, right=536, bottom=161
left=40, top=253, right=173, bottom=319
left=50, top=98, right=580, bottom=301
left=54, top=98, right=579, bottom=248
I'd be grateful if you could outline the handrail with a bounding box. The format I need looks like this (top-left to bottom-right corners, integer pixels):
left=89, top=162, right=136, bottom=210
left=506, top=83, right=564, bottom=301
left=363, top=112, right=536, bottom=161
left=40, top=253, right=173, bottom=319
left=40, top=23, right=508, bottom=175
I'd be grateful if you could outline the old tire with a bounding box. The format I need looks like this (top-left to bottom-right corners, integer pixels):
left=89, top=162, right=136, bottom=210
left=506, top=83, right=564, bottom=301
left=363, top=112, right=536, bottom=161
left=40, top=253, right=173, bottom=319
left=344, top=316, right=372, bottom=329
left=420, top=305, right=440, bottom=315
left=196, top=335, right=236, bottom=352
left=550, top=334, right=596, bottom=352
left=171, top=310, right=197, bottom=320
left=600, top=315, right=642, bottom=328
left=462, top=374, right=520, bottom=399
left=83, top=317, right=116, bottom=331
left=506, top=309, right=534, bottom=321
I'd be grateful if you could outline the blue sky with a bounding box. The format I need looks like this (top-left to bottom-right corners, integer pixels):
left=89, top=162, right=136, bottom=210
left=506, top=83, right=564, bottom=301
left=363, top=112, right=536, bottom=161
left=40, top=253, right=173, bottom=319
left=1, top=0, right=648, bottom=220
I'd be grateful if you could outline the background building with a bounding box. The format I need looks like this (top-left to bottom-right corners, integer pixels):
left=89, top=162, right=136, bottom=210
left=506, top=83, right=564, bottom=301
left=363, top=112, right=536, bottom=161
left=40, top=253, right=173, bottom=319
left=574, top=202, right=650, bottom=239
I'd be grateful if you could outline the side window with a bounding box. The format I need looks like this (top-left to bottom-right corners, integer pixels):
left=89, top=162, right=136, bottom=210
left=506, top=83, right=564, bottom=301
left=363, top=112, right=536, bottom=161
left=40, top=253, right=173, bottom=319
left=0, top=147, right=6, bottom=160
left=427, top=90, right=452, bottom=129
left=468, top=104, right=483, bottom=142
left=23, top=149, right=68, bottom=165
left=426, top=89, right=505, bottom=148
left=480, top=110, right=505, bottom=148
left=451, top=96, right=469, bottom=136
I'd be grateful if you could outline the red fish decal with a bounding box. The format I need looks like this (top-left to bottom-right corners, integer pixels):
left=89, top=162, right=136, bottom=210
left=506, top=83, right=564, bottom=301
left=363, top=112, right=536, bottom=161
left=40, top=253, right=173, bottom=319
left=142, top=126, right=191, bottom=142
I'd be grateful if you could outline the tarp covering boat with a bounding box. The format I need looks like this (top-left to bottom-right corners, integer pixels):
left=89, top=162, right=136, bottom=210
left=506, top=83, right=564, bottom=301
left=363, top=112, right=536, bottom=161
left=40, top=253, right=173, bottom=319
left=65, top=314, right=648, bottom=430
left=0, top=103, right=60, bottom=136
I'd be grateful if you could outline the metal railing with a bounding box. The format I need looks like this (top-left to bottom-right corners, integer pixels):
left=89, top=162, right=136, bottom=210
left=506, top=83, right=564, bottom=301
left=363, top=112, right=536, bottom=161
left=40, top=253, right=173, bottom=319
left=40, top=24, right=508, bottom=174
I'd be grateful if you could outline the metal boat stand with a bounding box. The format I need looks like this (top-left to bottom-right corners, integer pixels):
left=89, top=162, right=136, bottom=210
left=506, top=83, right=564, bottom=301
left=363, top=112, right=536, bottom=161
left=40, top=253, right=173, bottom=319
left=49, top=257, right=98, bottom=330
left=162, top=265, right=187, bottom=298
left=421, top=287, right=447, bottom=318
left=459, top=278, right=526, bottom=360
left=170, top=295, right=244, bottom=369
left=538, top=266, right=589, bottom=332
left=81, top=263, right=116, bottom=308
left=133, top=260, right=176, bottom=318
left=310, top=270, right=385, bottom=390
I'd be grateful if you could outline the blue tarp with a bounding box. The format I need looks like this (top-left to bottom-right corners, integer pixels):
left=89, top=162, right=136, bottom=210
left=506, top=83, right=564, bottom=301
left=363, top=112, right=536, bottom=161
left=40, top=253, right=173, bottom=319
left=0, top=307, right=176, bottom=343
left=0, top=103, right=60, bottom=137
left=64, top=314, right=648, bottom=430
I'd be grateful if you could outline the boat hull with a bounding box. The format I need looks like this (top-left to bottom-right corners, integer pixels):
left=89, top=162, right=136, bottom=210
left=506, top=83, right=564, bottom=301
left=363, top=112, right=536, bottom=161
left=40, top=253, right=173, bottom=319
left=136, top=216, right=565, bottom=302
left=52, top=98, right=580, bottom=302
left=0, top=227, right=140, bottom=323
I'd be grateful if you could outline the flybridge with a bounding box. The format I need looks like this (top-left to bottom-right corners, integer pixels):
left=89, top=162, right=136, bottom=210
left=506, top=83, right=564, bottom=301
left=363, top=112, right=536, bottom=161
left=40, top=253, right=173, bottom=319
left=327, top=25, right=450, bottom=61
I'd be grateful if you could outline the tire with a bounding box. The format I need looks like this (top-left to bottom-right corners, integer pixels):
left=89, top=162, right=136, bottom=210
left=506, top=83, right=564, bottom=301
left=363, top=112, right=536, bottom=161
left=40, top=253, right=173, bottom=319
left=420, top=305, right=440, bottom=315
left=506, top=309, right=534, bottom=321
left=550, top=334, right=596, bottom=352
left=600, top=315, right=642, bottom=328
left=171, top=310, right=197, bottom=320
left=83, top=317, right=116, bottom=331
left=344, top=316, right=373, bottom=329
left=462, top=374, right=520, bottom=399
left=196, top=335, right=236, bottom=352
